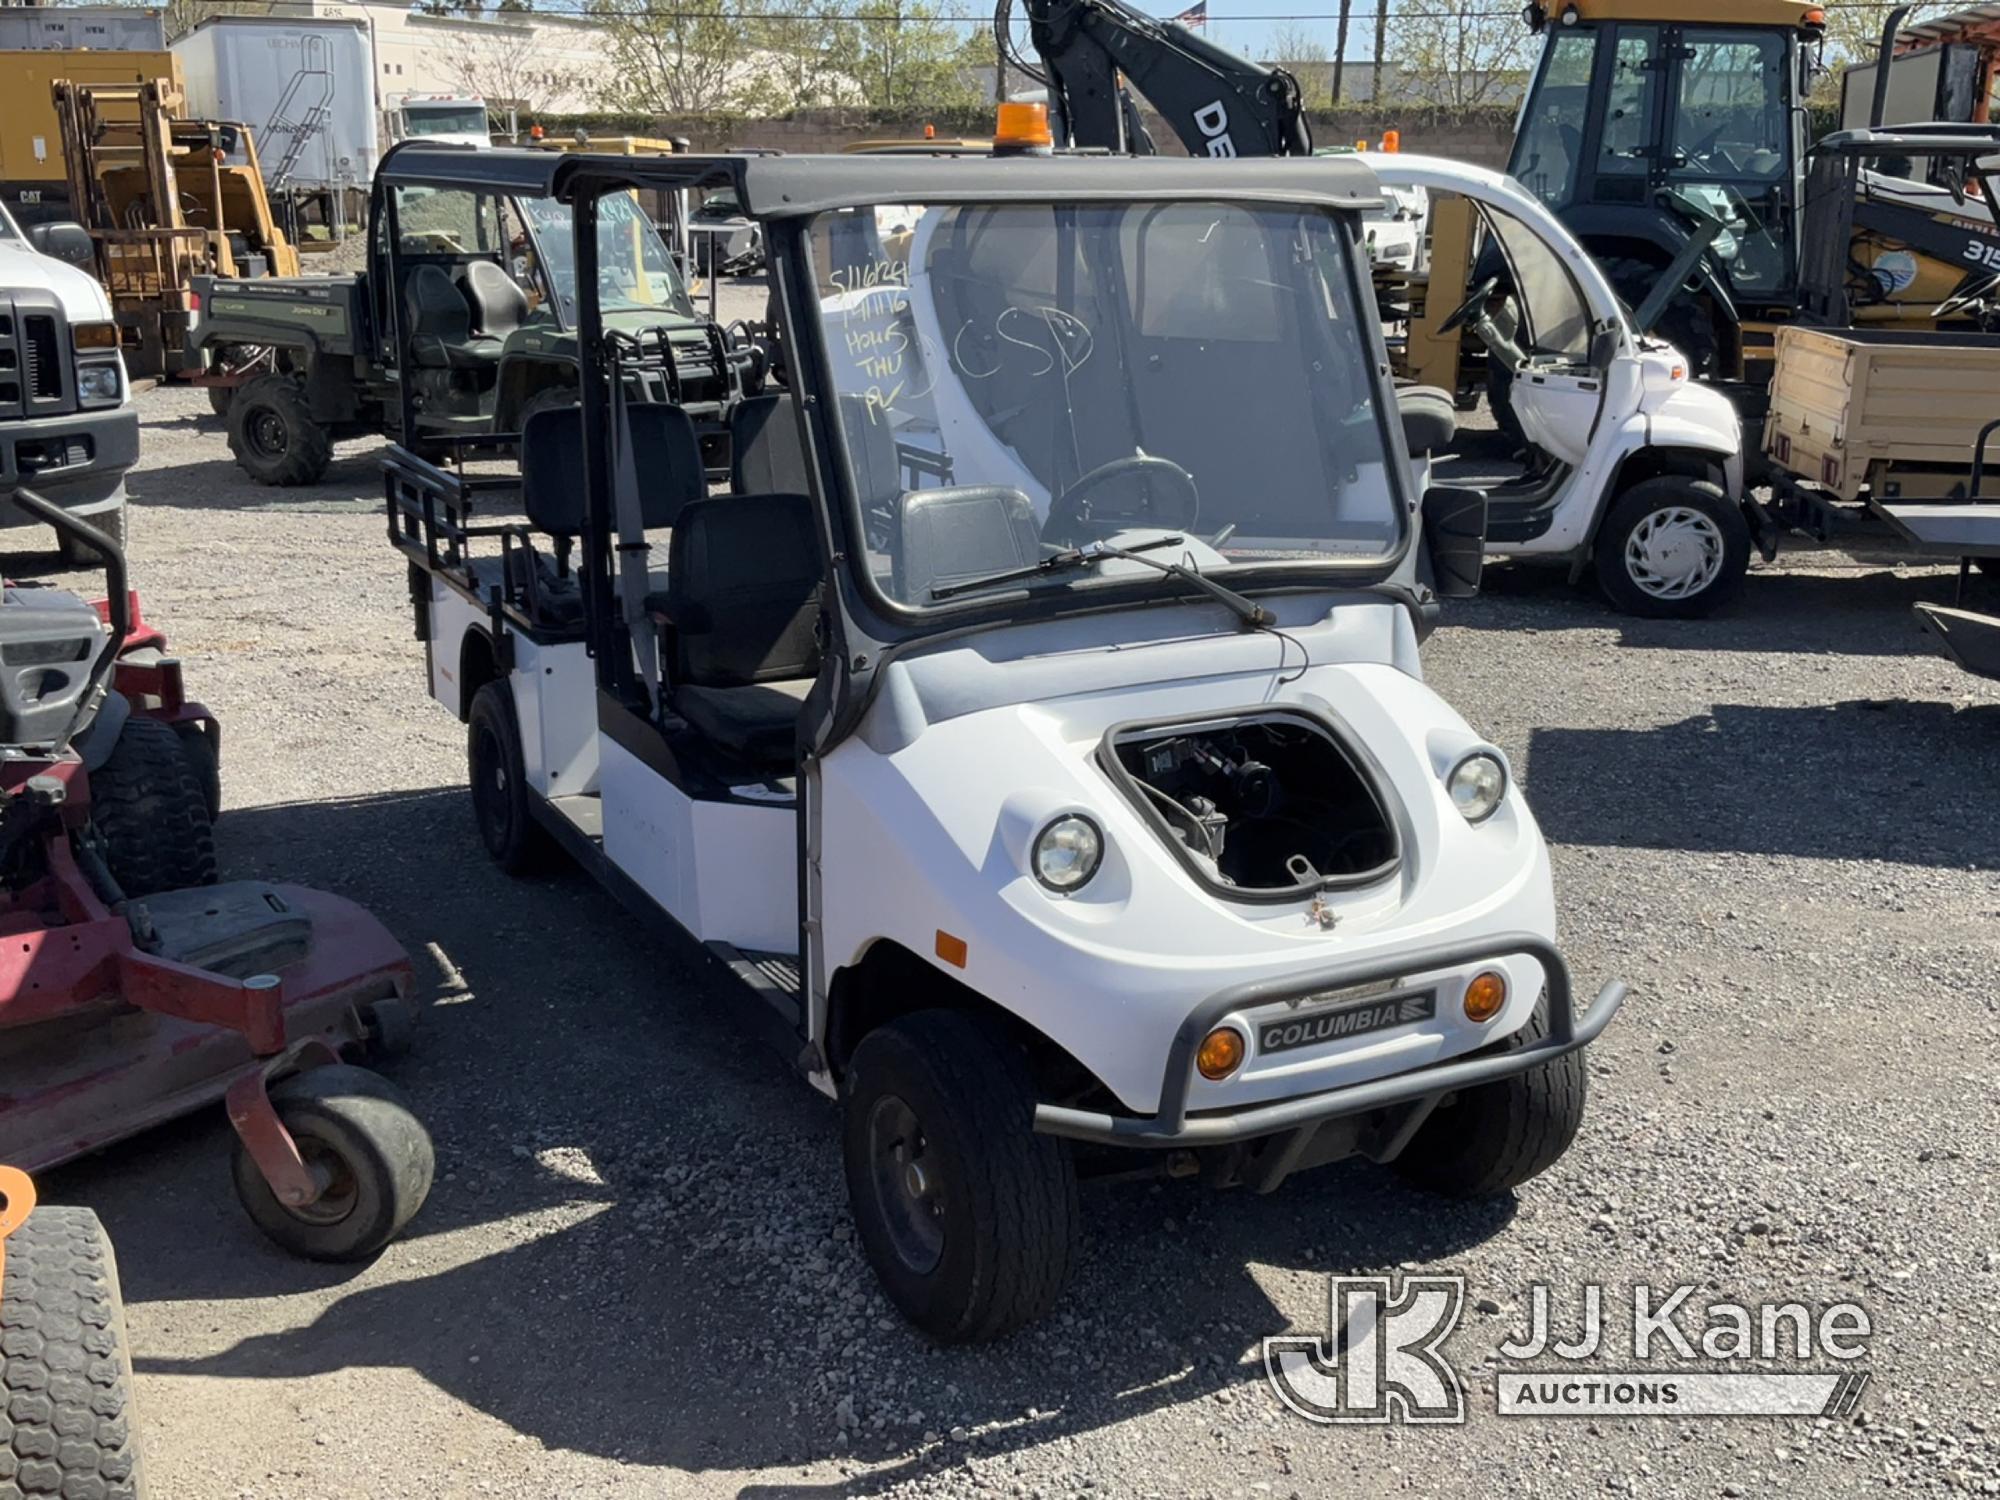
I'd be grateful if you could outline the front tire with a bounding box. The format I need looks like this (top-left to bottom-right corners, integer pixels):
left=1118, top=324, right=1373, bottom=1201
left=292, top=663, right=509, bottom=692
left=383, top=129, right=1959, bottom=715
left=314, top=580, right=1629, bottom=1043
left=91, top=717, right=218, bottom=897
left=227, top=373, right=333, bottom=486
left=1392, top=1001, right=1586, bottom=1199
left=842, top=1010, right=1079, bottom=1342
left=467, top=681, right=552, bottom=875
left=0, top=1204, right=146, bottom=1499
left=230, top=1064, right=435, bottom=1262
left=1593, top=475, right=1749, bottom=618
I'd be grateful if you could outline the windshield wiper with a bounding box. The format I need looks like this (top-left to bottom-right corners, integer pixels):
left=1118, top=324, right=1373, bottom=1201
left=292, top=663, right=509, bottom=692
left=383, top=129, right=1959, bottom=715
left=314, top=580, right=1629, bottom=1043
left=931, top=534, right=1275, bottom=630
left=929, top=533, right=1185, bottom=600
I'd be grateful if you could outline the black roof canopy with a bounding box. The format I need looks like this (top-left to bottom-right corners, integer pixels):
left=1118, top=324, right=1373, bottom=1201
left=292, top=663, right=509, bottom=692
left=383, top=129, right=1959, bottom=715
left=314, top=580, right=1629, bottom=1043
left=375, top=142, right=1384, bottom=216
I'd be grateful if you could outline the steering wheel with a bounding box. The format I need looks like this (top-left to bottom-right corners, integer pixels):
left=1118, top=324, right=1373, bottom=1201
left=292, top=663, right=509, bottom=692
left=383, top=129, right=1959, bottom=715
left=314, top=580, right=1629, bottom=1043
left=1438, top=275, right=1500, bottom=335
left=1043, top=454, right=1200, bottom=545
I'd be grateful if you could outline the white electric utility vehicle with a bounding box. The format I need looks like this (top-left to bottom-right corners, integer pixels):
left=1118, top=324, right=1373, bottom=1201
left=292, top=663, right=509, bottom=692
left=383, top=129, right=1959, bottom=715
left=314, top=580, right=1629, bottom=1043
left=386, top=144, right=1628, bottom=1342
left=1366, top=154, right=1756, bottom=617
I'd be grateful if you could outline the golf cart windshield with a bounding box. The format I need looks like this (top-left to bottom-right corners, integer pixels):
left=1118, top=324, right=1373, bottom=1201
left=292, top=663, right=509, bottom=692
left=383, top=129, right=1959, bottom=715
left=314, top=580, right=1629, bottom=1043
left=810, top=200, right=1405, bottom=609
left=519, top=192, right=694, bottom=326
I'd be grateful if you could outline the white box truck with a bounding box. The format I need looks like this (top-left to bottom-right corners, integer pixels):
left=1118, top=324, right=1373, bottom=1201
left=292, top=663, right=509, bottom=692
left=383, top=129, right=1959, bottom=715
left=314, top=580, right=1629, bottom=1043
left=172, top=16, right=377, bottom=199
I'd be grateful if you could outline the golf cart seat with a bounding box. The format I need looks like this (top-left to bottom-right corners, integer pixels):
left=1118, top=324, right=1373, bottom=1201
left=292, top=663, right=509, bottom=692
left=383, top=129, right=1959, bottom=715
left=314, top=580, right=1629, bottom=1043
left=458, top=259, right=528, bottom=341
left=406, top=266, right=502, bottom=371
left=1396, top=386, right=1457, bottom=455
left=892, top=485, right=1042, bottom=602
left=730, top=393, right=902, bottom=516
left=660, top=492, right=820, bottom=766
left=500, top=403, right=706, bottom=626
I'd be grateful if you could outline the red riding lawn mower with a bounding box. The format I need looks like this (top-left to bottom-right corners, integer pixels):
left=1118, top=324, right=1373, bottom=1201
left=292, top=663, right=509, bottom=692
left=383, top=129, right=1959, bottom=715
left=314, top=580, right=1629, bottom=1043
left=0, top=488, right=435, bottom=1265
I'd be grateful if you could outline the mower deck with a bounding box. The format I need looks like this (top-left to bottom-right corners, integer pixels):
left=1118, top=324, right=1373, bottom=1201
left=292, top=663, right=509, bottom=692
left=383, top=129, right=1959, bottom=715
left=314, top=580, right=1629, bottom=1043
left=0, top=882, right=411, bottom=1173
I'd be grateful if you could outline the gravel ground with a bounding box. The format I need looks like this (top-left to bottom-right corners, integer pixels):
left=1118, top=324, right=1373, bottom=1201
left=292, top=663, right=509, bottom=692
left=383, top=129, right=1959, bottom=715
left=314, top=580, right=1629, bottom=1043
left=12, top=363, right=2000, bottom=1500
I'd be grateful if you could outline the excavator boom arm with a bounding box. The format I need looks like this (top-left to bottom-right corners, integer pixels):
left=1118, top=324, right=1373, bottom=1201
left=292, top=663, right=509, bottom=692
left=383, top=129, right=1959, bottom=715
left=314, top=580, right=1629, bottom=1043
left=1015, top=0, right=1311, bottom=157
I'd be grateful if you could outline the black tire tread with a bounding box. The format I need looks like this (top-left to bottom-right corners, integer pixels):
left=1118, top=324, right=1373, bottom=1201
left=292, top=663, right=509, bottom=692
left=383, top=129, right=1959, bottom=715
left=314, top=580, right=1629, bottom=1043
left=170, top=722, right=222, bottom=824
left=227, top=373, right=332, bottom=487
left=1393, top=1001, right=1586, bottom=1199
left=467, top=682, right=553, bottom=876
left=0, top=1204, right=145, bottom=1500
left=845, top=1011, right=1078, bottom=1342
left=90, top=717, right=217, bottom=898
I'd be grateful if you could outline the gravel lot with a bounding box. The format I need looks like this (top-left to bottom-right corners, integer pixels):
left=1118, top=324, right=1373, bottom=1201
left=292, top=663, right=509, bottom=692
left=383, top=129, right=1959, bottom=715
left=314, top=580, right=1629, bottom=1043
left=14, top=369, right=2000, bottom=1500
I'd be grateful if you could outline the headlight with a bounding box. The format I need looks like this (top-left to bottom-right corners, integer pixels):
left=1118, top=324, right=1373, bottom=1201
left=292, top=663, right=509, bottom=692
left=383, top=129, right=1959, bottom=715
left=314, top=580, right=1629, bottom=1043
left=75, top=362, right=121, bottom=405
left=1032, top=814, right=1103, bottom=892
left=1446, top=751, right=1507, bottom=824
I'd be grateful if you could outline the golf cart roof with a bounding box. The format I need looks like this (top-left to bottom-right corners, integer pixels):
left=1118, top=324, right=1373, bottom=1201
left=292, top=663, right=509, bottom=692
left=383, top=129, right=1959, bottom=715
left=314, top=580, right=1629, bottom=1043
left=376, top=143, right=1385, bottom=216
left=1814, top=124, right=2000, bottom=158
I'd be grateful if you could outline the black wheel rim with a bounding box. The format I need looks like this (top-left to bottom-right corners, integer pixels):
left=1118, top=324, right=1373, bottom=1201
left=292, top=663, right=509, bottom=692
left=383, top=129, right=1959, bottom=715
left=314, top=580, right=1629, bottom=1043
left=245, top=408, right=289, bottom=462
left=288, top=1134, right=359, bottom=1226
left=865, top=1093, right=944, bottom=1275
left=471, top=720, right=513, bottom=853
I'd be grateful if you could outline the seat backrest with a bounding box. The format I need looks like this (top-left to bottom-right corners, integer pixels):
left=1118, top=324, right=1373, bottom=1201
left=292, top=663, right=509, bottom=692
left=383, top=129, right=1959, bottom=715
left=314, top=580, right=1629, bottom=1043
left=729, top=392, right=900, bottom=516
left=520, top=402, right=706, bottom=538
left=405, top=265, right=470, bottom=344
left=460, top=259, right=529, bottom=339
left=666, top=492, right=821, bottom=687
left=729, top=393, right=810, bottom=495
left=892, top=485, right=1042, bottom=603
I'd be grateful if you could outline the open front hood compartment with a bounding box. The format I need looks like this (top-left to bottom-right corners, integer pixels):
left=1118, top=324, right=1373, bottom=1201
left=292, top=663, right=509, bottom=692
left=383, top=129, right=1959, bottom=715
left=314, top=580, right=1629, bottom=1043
left=1097, top=706, right=1400, bottom=904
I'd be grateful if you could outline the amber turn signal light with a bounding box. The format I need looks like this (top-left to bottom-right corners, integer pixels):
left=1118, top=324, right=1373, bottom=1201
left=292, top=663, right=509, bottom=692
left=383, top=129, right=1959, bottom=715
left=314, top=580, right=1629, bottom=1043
left=1196, top=1026, right=1246, bottom=1081
left=1463, top=971, right=1507, bottom=1023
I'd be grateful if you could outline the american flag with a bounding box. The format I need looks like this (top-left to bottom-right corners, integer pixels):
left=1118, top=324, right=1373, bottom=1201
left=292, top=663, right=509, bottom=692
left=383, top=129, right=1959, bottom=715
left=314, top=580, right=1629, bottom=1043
left=1170, top=0, right=1206, bottom=26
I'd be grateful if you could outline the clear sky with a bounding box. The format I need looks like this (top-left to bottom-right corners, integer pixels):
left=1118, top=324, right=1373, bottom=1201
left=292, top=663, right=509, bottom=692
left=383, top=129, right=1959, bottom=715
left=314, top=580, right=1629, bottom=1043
left=1188, top=0, right=1387, bottom=63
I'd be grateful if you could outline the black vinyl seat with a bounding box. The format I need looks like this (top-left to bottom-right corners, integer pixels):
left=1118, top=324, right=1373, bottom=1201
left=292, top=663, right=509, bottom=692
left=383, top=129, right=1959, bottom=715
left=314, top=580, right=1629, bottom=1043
left=460, top=260, right=529, bottom=340
left=660, top=492, right=821, bottom=766
left=509, top=403, right=707, bottom=626
left=406, top=265, right=502, bottom=371
left=728, top=392, right=901, bottom=513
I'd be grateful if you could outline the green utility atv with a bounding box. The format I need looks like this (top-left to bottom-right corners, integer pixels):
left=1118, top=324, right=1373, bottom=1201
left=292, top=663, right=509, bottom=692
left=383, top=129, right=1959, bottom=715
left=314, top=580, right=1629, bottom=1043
left=189, top=147, right=763, bottom=485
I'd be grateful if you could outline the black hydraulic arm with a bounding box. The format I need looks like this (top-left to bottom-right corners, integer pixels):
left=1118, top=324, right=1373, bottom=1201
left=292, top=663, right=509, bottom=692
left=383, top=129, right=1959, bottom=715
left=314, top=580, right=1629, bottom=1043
left=1002, top=0, right=1311, bottom=158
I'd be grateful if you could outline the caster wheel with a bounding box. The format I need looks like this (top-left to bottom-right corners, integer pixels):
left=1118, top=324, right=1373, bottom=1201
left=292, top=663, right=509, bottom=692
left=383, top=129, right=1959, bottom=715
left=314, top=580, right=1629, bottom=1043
left=232, top=1064, right=435, bottom=1262
left=359, top=996, right=417, bottom=1060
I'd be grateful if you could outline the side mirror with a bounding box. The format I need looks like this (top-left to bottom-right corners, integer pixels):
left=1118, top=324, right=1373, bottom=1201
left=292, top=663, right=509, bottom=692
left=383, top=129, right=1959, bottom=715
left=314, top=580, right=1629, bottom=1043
left=1421, top=485, right=1488, bottom=600
left=29, top=221, right=94, bottom=270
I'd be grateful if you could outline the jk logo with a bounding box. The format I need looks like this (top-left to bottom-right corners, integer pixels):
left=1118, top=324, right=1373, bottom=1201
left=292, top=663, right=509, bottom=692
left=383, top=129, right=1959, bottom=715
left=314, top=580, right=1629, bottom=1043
left=1263, top=1275, right=1466, bottom=1424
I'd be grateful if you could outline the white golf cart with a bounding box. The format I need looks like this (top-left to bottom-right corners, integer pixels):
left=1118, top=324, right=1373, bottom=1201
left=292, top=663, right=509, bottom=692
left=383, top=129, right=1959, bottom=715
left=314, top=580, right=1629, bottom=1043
left=386, top=145, right=1627, bottom=1341
left=1367, top=154, right=1755, bottom=617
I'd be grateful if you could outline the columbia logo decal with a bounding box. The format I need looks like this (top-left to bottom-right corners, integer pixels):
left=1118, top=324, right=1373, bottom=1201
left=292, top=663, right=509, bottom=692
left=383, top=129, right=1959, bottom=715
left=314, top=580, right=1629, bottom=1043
left=1259, top=991, right=1436, bottom=1055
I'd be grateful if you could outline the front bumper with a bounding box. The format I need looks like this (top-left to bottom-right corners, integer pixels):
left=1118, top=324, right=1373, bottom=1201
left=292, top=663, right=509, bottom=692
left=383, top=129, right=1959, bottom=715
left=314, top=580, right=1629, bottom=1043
left=1033, top=933, right=1625, bottom=1147
left=0, top=406, right=139, bottom=518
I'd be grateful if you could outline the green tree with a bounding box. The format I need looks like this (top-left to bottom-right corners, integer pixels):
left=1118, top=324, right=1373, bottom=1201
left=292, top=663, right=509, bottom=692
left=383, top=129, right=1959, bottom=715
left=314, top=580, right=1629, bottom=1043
left=1383, top=0, right=1531, bottom=107
left=841, top=0, right=986, bottom=114
left=743, top=0, right=846, bottom=112
left=591, top=0, right=750, bottom=113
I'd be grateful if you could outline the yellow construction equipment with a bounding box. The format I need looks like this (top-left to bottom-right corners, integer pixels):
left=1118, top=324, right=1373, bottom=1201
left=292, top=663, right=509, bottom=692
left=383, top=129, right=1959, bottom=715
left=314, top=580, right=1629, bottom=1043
left=51, top=76, right=298, bottom=378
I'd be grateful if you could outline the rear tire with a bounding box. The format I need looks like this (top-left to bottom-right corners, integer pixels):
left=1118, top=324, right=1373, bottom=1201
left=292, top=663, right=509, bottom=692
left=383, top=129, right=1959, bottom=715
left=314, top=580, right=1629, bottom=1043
left=0, top=1204, right=146, bottom=1499
left=172, top=721, right=222, bottom=823
left=842, top=1010, right=1079, bottom=1342
left=91, top=717, right=217, bottom=897
left=227, top=373, right=332, bottom=486
left=1392, top=1000, right=1586, bottom=1199
left=1593, top=476, right=1749, bottom=619
left=514, top=385, right=578, bottom=437
left=230, top=1064, right=435, bottom=1262
left=467, top=681, right=552, bottom=875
